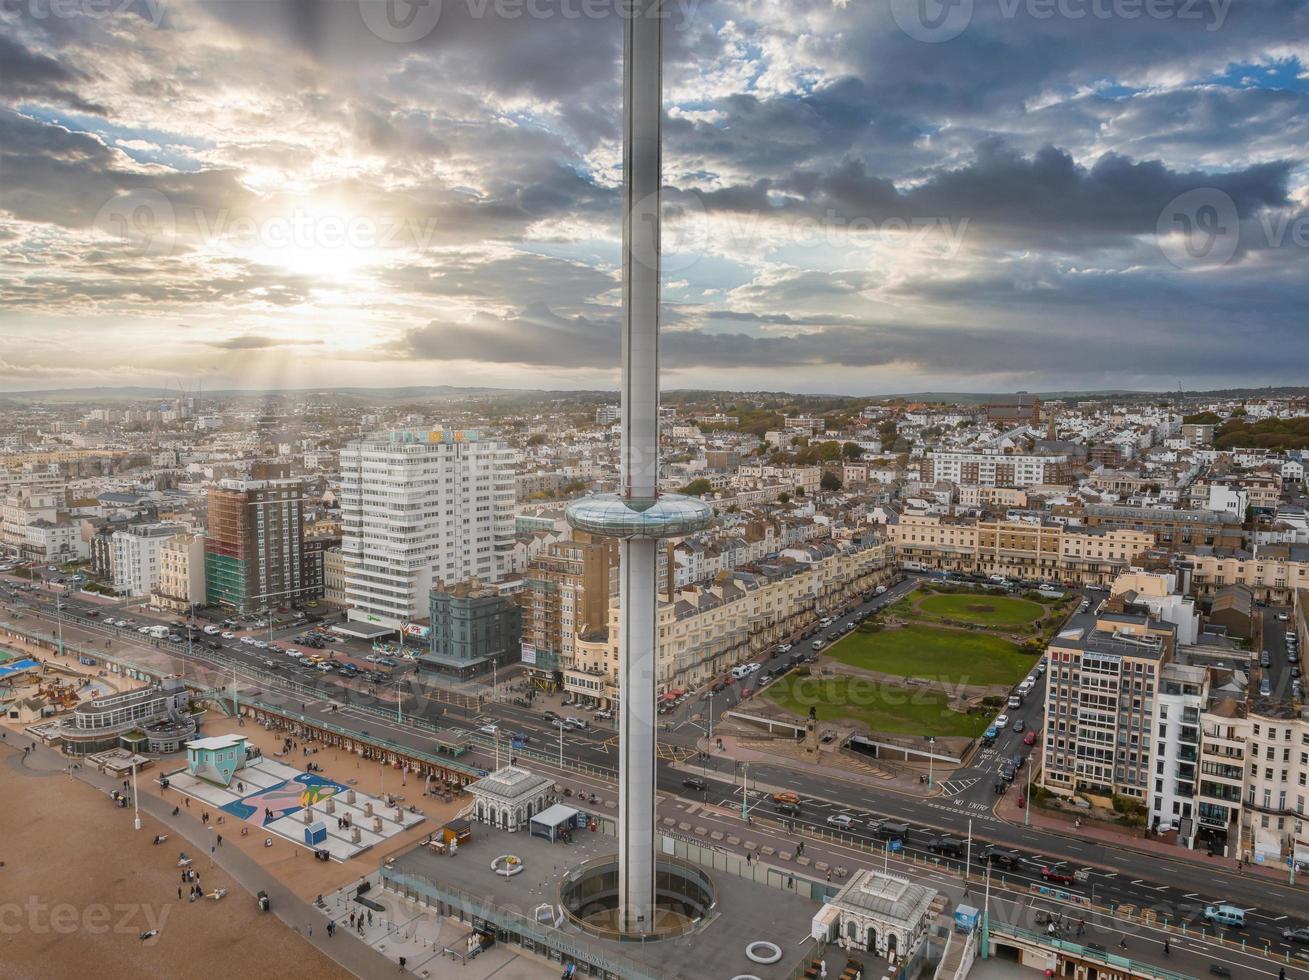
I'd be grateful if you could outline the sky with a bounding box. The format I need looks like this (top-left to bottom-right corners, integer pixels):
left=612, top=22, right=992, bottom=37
left=0, top=0, right=1306, bottom=395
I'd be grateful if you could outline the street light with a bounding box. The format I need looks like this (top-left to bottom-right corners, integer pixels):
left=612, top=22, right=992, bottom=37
left=132, top=758, right=141, bottom=832
left=1024, top=757, right=1032, bottom=828
left=926, top=736, right=936, bottom=788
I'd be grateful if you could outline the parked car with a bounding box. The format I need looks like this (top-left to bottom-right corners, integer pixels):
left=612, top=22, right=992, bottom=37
left=682, top=776, right=708, bottom=791
left=1281, top=926, right=1309, bottom=943
left=777, top=643, right=792, bottom=654
left=994, top=714, right=1010, bottom=728
left=221, top=631, right=236, bottom=639
left=1011, top=719, right=1025, bottom=733
left=1023, top=730, right=1037, bottom=746
left=826, top=814, right=856, bottom=829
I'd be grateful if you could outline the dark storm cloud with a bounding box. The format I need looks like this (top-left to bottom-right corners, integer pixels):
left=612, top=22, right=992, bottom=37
left=396, top=285, right=1309, bottom=381
left=0, top=33, right=104, bottom=112
left=0, top=108, right=250, bottom=230
left=693, top=140, right=1295, bottom=252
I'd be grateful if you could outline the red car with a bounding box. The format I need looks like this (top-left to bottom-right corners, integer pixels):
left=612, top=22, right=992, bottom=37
left=1023, top=730, right=1036, bottom=746
left=1041, top=866, right=1076, bottom=885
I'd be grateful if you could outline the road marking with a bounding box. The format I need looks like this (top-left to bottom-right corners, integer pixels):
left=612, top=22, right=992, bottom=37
left=1130, top=879, right=1144, bottom=885
left=1184, top=893, right=1199, bottom=899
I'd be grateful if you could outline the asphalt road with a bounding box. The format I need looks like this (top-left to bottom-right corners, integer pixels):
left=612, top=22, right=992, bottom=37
left=6, top=574, right=1309, bottom=961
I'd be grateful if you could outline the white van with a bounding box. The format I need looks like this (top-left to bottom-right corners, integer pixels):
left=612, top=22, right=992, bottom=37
left=818, top=617, right=833, bottom=628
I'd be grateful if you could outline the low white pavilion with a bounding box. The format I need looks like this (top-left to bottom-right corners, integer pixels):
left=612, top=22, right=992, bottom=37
left=466, top=765, right=556, bottom=832
left=825, top=869, right=936, bottom=963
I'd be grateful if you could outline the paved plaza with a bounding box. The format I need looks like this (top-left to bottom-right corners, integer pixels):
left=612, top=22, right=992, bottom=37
left=166, top=756, right=425, bottom=861
left=380, top=823, right=831, bottom=979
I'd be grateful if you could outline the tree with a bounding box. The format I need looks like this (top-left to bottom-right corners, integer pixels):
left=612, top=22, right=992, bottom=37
left=820, top=471, right=843, bottom=492
left=794, top=485, right=806, bottom=497
left=778, top=492, right=791, bottom=504
left=815, top=440, right=843, bottom=462
left=842, top=442, right=863, bottom=460
left=680, top=478, right=713, bottom=497
left=526, top=433, right=546, bottom=446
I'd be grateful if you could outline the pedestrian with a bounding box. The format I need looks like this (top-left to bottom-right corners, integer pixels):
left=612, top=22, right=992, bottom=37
left=217, top=834, right=222, bottom=846
left=368, top=910, right=373, bottom=926
left=1162, top=939, right=1169, bottom=957
left=177, top=886, right=182, bottom=900
left=1076, top=919, right=1085, bottom=937
left=184, top=798, right=189, bottom=808
left=399, top=956, right=406, bottom=972
left=350, top=912, right=355, bottom=928
left=1117, top=936, right=1127, bottom=950
left=826, top=870, right=832, bottom=882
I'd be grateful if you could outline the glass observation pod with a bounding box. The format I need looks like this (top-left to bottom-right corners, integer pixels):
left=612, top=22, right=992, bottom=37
left=565, top=492, right=714, bottom=540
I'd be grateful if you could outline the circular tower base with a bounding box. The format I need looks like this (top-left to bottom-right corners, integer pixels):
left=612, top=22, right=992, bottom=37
left=558, top=855, right=717, bottom=941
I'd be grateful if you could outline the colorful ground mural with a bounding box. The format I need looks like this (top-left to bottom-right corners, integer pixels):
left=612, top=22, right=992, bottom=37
left=221, top=772, right=348, bottom=827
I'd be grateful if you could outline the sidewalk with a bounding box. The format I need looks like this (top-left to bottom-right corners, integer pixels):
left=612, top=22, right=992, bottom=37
left=702, top=732, right=940, bottom=798
left=992, top=777, right=1296, bottom=886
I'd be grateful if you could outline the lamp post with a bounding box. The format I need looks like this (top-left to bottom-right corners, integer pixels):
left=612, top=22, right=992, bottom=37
left=965, top=817, right=973, bottom=886
left=926, top=736, right=936, bottom=788
left=132, top=759, right=141, bottom=832
left=1024, top=758, right=1032, bottom=827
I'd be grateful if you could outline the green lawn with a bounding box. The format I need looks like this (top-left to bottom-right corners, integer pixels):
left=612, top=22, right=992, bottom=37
left=825, top=623, right=1033, bottom=687
left=912, top=592, right=1046, bottom=630
left=764, top=672, right=989, bottom=738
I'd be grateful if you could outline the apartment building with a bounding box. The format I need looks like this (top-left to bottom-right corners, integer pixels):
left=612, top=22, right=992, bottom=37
left=889, top=514, right=1154, bottom=586
left=152, top=531, right=206, bottom=613
left=1, top=463, right=66, bottom=556
left=519, top=532, right=616, bottom=681
left=568, top=538, right=891, bottom=706
left=1041, top=612, right=1177, bottom=804
left=339, top=429, right=515, bottom=628
left=921, top=450, right=1070, bottom=488
left=205, top=464, right=310, bottom=613
left=736, top=464, right=822, bottom=496
left=1180, top=549, right=1309, bottom=604
left=1079, top=504, right=1245, bottom=552
left=1240, top=705, right=1309, bottom=864
left=424, top=579, right=522, bottom=678
left=111, top=523, right=183, bottom=596
left=322, top=546, right=347, bottom=609
left=1152, top=661, right=1207, bottom=846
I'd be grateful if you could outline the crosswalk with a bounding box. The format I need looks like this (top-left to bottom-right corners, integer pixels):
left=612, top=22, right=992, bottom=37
left=939, top=777, right=979, bottom=797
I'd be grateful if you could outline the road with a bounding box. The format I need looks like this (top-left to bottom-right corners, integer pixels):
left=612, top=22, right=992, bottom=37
left=6, top=573, right=1309, bottom=964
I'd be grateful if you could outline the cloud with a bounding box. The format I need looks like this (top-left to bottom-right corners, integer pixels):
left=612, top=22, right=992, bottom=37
left=204, top=335, right=324, bottom=350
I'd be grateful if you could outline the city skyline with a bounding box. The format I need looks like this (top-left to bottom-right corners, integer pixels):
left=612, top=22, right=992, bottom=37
left=2, top=1, right=1307, bottom=394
